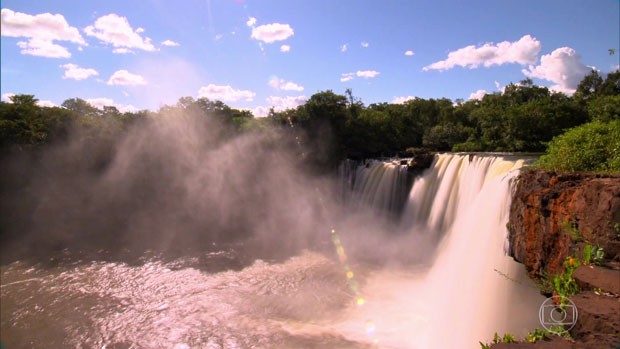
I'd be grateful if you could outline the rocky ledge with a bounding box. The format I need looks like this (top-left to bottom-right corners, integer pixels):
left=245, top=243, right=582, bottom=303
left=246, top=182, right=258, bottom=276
left=498, top=170, right=620, bottom=348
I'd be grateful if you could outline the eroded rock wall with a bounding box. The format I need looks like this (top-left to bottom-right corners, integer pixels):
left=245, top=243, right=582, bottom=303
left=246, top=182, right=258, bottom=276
left=508, top=170, right=620, bottom=277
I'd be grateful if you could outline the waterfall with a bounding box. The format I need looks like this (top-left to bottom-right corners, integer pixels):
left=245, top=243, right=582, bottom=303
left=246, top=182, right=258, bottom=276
left=403, top=154, right=525, bottom=234
left=337, top=153, right=542, bottom=348
left=340, top=159, right=410, bottom=218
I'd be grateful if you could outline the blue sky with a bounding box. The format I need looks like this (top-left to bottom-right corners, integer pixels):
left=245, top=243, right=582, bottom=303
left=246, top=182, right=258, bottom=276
left=1, top=0, right=619, bottom=116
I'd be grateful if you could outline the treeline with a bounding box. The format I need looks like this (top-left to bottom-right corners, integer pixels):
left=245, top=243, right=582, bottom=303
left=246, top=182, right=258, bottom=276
left=268, top=71, right=619, bottom=162
left=1, top=69, right=619, bottom=169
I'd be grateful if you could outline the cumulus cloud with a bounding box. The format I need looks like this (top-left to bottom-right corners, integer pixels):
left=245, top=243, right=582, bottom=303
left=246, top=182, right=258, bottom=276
left=37, top=99, right=57, bottom=107
left=423, top=35, right=541, bottom=71
left=251, top=106, right=271, bottom=117
left=251, top=23, right=294, bottom=43
left=341, top=44, right=348, bottom=53
left=266, top=95, right=307, bottom=111
left=2, top=93, right=16, bottom=102
left=246, top=17, right=257, bottom=27
left=468, top=89, right=488, bottom=100
left=198, top=84, right=255, bottom=102
left=61, top=63, right=99, bottom=80
left=107, top=70, right=147, bottom=86
left=268, top=77, right=304, bottom=91
left=1, top=8, right=86, bottom=58
left=356, top=70, right=380, bottom=78
left=161, top=40, right=180, bottom=47
left=86, top=97, right=139, bottom=113
left=405, top=50, right=415, bottom=56
left=280, top=45, right=291, bottom=53
left=16, top=38, right=72, bottom=58
left=85, top=13, right=156, bottom=52
left=522, top=47, right=590, bottom=94
left=361, top=41, right=369, bottom=48
left=392, top=96, right=416, bottom=104
left=340, top=73, right=354, bottom=82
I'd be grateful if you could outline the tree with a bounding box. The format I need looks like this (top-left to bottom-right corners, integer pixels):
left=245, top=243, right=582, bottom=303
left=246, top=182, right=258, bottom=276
left=61, top=98, right=99, bottom=117
left=575, top=70, right=604, bottom=100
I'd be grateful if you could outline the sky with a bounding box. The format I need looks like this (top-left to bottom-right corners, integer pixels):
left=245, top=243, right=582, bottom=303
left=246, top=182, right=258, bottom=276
left=1, top=0, right=619, bottom=116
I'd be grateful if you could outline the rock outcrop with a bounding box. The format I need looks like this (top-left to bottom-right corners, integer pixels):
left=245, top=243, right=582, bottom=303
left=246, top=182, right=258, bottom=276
left=508, top=170, right=620, bottom=277
left=501, top=169, right=620, bottom=349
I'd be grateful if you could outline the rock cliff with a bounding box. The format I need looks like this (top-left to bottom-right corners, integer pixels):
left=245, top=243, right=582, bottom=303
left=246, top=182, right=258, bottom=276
left=508, top=170, right=620, bottom=277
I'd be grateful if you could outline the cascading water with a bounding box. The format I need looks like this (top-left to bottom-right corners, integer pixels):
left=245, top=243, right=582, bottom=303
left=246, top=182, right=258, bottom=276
left=1, top=153, right=543, bottom=349
left=340, top=160, right=410, bottom=217
left=334, top=153, right=543, bottom=348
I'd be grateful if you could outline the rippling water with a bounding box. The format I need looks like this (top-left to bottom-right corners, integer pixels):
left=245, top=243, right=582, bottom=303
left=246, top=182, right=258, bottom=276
left=1, top=249, right=381, bottom=349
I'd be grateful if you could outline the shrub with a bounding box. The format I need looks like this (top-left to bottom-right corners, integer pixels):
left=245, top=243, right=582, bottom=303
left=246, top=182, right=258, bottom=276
left=535, top=120, right=620, bottom=173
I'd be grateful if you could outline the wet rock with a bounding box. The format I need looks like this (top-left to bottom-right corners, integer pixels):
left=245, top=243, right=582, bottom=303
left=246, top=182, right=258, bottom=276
left=406, top=151, right=435, bottom=176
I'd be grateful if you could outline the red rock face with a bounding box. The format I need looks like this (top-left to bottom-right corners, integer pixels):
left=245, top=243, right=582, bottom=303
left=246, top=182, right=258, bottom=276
left=508, top=170, right=620, bottom=277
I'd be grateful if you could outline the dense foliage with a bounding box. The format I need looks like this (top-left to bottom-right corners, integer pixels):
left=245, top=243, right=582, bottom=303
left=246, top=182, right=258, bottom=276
left=535, top=120, right=620, bottom=172
left=1, top=69, right=619, bottom=170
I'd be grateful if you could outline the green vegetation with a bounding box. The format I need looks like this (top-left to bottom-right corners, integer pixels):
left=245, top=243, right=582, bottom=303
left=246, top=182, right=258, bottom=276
left=480, top=326, right=573, bottom=347
left=525, top=328, right=548, bottom=342
left=591, top=246, right=605, bottom=265
left=1, top=69, right=618, bottom=170
left=552, top=257, right=581, bottom=300
left=582, top=244, right=605, bottom=266
left=538, top=256, right=580, bottom=303
left=535, top=120, right=620, bottom=172
left=479, top=332, right=516, bottom=348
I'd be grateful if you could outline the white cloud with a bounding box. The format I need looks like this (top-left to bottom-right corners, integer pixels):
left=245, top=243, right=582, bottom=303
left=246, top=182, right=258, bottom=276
left=522, top=47, right=590, bottom=95
left=268, top=77, right=304, bottom=91
left=17, top=38, right=71, bottom=58
left=280, top=44, right=291, bottom=53
left=341, top=44, right=348, bottom=53
left=1, top=9, right=86, bottom=44
left=246, top=17, right=257, bottom=27
left=468, top=89, right=488, bottom=100
left=340, top=73, right=355, bottom=82
left=392, top=96, right=416, bottom=104
left=405, top=50, right=415, bottom=56
left=266, top=95, right=307, bottom=111
left=2, top=93, right=15, bottom=102
left=107, top=70, right=147, bottom=86
left=86, top=97, right=138, bottom=113
left=356, top=70, right=380, bottom=78
left=85, top=13, right=156, bottom=52
left=251, top=23, right=294, bottom=43
left=361, top=41, right=369, bottom=48
left=198, top=84, right=255, bottom=102
left=161, top=40, right=180, bottom=47
left=37, top=99, right=57, bottom=107
left=251, top=106, right=271, bottom=117
left=112, top=48, right=134, bottom=54
left=1, top=8, right=87, bottom=58
left=423, top=35, right=541, bottom=71
left=494, top=81, right=502, bottom=91
left=61, top=63, right=99, bottom=80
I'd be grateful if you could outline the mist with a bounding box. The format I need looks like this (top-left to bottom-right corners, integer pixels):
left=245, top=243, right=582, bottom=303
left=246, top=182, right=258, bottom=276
left=0, top=108, right=364, bottom=265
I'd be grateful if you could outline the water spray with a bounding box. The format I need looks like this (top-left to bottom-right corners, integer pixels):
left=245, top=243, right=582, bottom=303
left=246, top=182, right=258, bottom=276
left=285, top=115, right=378, bottom=345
